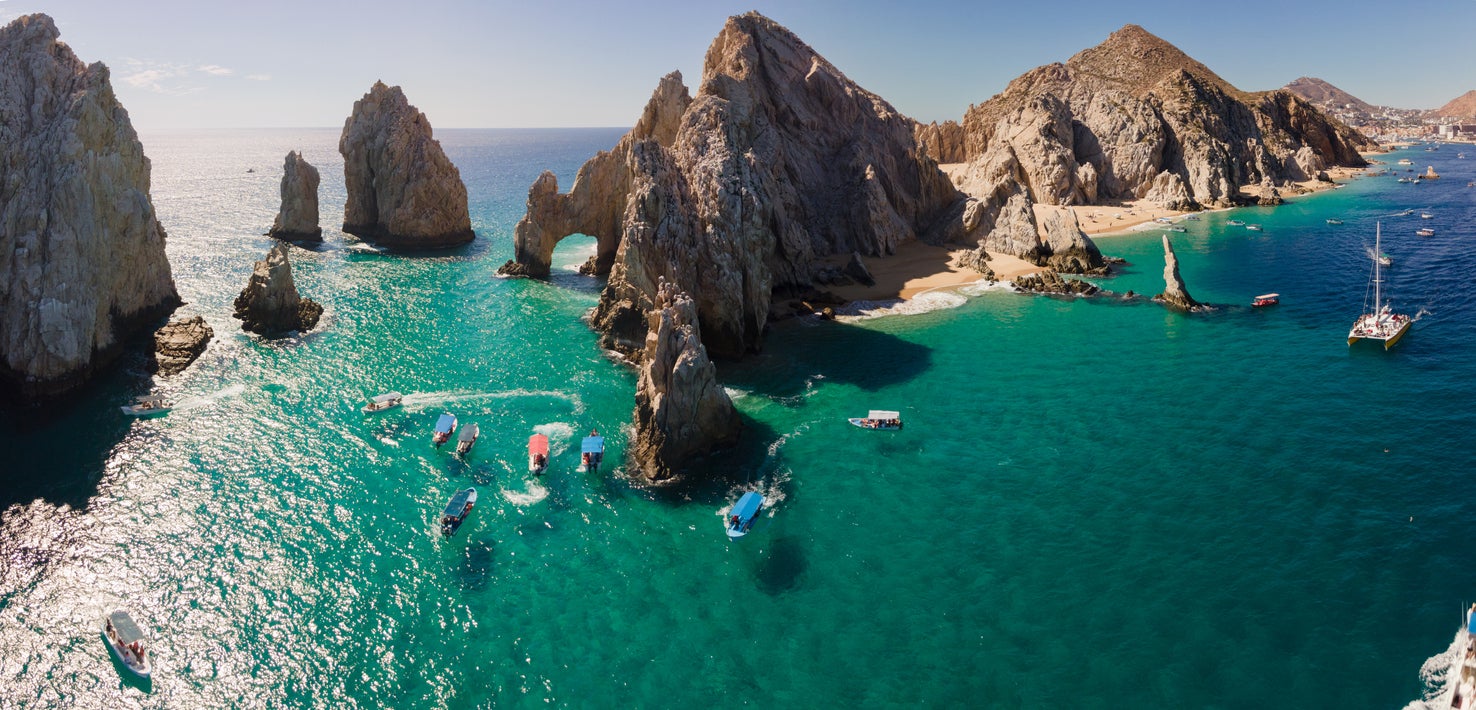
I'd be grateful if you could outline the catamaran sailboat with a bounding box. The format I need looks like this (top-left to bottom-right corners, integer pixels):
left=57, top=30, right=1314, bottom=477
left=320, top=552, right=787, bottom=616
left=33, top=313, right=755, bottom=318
left=1348, top=223, right=1411, bottom=350
left=528, top=434, right=549, bottom=475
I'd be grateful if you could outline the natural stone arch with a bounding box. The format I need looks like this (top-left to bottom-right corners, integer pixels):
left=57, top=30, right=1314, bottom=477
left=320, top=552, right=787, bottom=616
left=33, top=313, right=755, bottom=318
left=507, top=160, right=628, bottom=278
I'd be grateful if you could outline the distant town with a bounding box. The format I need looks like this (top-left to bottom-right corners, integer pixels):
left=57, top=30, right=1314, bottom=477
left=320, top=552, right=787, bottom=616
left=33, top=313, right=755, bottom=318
left=1285, top=77, right=1476, bottom=143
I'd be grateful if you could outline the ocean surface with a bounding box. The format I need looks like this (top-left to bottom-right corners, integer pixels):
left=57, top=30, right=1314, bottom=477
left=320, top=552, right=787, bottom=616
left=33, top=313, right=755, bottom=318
left=2, top=130, right=1475, bottom=708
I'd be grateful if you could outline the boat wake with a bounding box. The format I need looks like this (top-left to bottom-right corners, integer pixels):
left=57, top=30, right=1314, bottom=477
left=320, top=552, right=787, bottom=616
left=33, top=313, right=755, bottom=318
left=172, top=383, right=247, bottom=412
left=503, top=480, right=549, bottom=507
left=1400, top=631, right=1462, bottom=709
left=399, top=389, right=584, bottom=414
left=533, top=422, right=575, bottom=454
left=1412, top=307, right=1433, bottom=323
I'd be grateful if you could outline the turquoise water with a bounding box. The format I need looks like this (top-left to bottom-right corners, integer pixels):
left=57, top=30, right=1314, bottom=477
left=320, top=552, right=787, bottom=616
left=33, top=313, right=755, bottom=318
left=2, top=133, right=1475, bottom=708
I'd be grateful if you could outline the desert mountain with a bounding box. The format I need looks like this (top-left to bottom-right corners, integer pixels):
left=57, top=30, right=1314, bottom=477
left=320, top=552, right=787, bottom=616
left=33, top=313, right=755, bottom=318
left=1429, top=90, right=1476, bottom=118
left=1283, top=77, right=1377, bottom=115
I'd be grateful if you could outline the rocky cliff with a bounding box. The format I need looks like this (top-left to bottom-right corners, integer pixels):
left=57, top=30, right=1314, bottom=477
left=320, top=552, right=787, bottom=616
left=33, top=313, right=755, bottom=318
left=0, top=14, right=180, bottom=401
left=232, top=242, right=322, bottom=335
left=339, top=82, right=472, bottom=249
left=1283, top=77, right=1378, bottom=115
left=268, top=151, right=322, bottom=241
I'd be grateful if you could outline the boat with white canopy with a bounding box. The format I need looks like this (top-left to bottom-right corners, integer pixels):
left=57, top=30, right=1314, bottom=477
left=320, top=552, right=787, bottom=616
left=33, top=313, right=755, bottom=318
left=848, top=410, right=902, bottom=430
left=455, top=423, right=480, bottom=455
left=102, top=610, right=151, bottom=679
left=528, top=434, right=549, bottom=475
left=362, top=392, right=403, bottom=413
left=726, top=491, right=764, bottom=539
left=1348, top=223, right=1411, bottom=350
left=120, top=395, right=170, bottom=417
left=432, top=413, right=457, bottom=447
left=581, top=431, right=605, bottom=472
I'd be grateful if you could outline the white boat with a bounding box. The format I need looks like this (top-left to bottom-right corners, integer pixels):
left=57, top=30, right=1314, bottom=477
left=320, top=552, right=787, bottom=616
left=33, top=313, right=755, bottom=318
left=455, top=422, right=479, bottom=455
left=1227, top=219, right=1245, bottom=226
left=1326, top=218, right=1344, bottom=225
left=432, top=413, right=457, bottom=448
left=1246, top=224, right=1264, bottom=232
left=1422, top=212, right=1434, bottom=219
left=102, top=610, right=151, bottom=679
left=528, top=434, right=549, bottom=475
left=1252, top=293, right=1279, bottom=308
left=119, top=395, right=170, bottom=417
left=580, top=430, right=605, bottom=472
left=440, top=487, right=476, bottom=537
left=1154, top=217, right=1173, bottom=224
left=1167, top=226, right=1187, bottom=233
left=1396, top=209, right=1415, bottom=216
left=1418, top=228, right=1436, bottom=237
left=848, top=410, right=902, bottom=431
left=1398, top=158, right=1414, bottom=165
left=1447, top=604, right=1476, bottom=708
left=725, top=491, right=764, bottom=539
left=362, top=391, right=403, bottom=413
left=1348, top=222, right=1411, bottom=350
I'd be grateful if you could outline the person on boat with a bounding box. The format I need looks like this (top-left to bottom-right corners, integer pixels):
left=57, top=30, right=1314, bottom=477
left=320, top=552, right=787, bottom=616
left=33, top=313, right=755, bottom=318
left=730, top=514, right=741, bottom=528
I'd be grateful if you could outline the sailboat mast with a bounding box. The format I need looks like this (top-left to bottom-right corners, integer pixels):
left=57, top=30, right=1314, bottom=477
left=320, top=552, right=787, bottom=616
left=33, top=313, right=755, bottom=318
left=1373, top=222, right=1382, bottom=311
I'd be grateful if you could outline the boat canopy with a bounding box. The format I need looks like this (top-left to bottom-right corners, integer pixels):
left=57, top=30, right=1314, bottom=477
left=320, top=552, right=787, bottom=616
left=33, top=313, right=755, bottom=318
left=868, top=410, right=900, bottom=420
left=1254, top=294, right=1279, bottom=300
left=107, top=611, right=146, bottom=644
left=529, top=434, right=549, bottom=456
left=732, top=491, right=764, bottom=521
left=1468, top=612, right=1476, bottom=636
left=457, top=423, right=479, bottom=443
left=434, top=414, right=457, bottom=433
left=581, top=436, right=604, bottom=454
left=371, top=392, right=402, bottom=404
left=443, top=488, right=475, bottom=517
left=134, top=396, right=166, bottom=406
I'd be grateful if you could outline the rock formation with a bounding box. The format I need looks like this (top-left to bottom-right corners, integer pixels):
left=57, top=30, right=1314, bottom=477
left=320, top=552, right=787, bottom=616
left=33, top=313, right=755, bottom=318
left=1014, top=269, right=1100, bottom=296
left=914, top=120, right=967, bottom=163
left=267, top=151, right=322, bottom=241
left=630, top=280, right=741, bottom=483
left=1153, top=235, right=1201, bottom=311
left=0, top=14, right=180, bottom=401
left=232, top=242, right=323, bottom=335
left=339, top=82, right=472, bottom=249
left=149, top=316, right=213, bottom=376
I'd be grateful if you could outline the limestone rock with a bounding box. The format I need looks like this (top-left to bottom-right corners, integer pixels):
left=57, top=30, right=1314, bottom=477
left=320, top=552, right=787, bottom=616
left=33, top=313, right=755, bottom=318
left=1153, top=235, right=1202, bottom=311
left=149, top=315, right=213, bottom=376
left=1039, top=208, right=1107, bottom=274
left=1257, top=178, right=1284, bottom=206
left=844, top=252, right=876, bottom=287
left=232, top=242, right=323, bottom=335
left=0, top=14, right=181, bottom=401
left=1014, top=269, right=1100, bottom=296
left=339, top=82, right=472, bottom=249
left=630, top=280, right=741, bottom=483
left=915, top=120, right=967, bottom=163
left=268, top=151, right=322, bottom=241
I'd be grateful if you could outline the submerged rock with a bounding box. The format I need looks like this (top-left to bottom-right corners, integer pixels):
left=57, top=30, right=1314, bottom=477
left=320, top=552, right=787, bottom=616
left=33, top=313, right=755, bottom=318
left=339, top=81, right=472, bottom=249
left=268, top=151, right=322, bottom=241
left=0, top=14, right=181, bottom=401
left=232, top=242, right=323, bottom=335
left=1153, top=235, right=1202, bottom=311
left=149, top=316, right=213, bottom=376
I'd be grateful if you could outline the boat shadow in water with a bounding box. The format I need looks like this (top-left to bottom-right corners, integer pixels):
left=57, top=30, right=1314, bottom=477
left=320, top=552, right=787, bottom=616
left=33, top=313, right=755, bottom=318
left=457, top=538, right=496, bottom=591
left=754, top=535, right=809, bottom=596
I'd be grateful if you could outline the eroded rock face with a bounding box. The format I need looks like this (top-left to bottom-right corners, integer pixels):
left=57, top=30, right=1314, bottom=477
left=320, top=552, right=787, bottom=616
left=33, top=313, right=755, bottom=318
left=232, top=242, right=323, bottom=335
left=149, top=316, right=213, bottom=376
left=268, top=151, right=322, bottom=241
left=629, top=280, right=741, bottom=483
left=1014, top=269, right=1100, bottom=296
left=0, top=14, right=180, bottom=401
left=339, top=82, right=472, bottom=249
left=1153, top=235, right=1202, bottom=311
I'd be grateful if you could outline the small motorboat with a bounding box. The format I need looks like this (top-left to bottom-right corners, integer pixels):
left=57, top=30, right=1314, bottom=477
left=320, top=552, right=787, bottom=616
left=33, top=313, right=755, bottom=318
left=726, top=491, right=764, bottom=539
left=455, top=423, right=480, bottom=455
left=362, top=391, right=403, bottom=413
left=119, top=395, right=170, bottom=417
left=1417, top=227, right=1435, bottom=237
left=1251, top=293, right=1280, bottom=308
left=440, top=487, right=477, bottom=537
left=528, top=434, right=549, bottom=475
left=1167, top=226, right=1187, bottom=233
left=848, top=410, right=903, bottom=431
left=1377, top=253, right=1392, bottom=267
left=432, top=413, right=457, bottom=448
left=1326, top=218, right=1343, bottom=225
left=1246, top=224, right=1264, bottom=232
left=1185, top=215, right=1201, bottom=221
left=1396, top=209, right=1414, bottom=216
left=1420, top=212, right=1434, bottom=219
left=102, top=610, right=151, bottom=679
left=1397, top=177, right=1413, bottom=183
left=1155, top=217, right=1173, bottom=224
left=580, top=430, right=605, bottom=472
left=1227, top=219, right=1245, bottom=226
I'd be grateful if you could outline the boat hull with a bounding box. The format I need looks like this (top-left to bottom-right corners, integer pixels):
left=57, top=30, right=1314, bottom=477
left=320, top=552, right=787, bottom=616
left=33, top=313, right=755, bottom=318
left=848, top=418, right=901, bottom=431
left=1347, top=319, right=1411, bottom=349
left=120, top=406, right=170, bottom=417
left=362, top=403, right=401, bottom=413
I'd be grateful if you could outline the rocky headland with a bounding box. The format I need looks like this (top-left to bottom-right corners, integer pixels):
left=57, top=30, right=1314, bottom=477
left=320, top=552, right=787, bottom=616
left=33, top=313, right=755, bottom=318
left=233, top=243, right=323, bottom=335
left=339, top=82, right=473, bottom=249
left=149, top=316, right=213, bottom=376
left=268, top=151, right=322, bottom=242
left=0, top=14, right=180, bottom=402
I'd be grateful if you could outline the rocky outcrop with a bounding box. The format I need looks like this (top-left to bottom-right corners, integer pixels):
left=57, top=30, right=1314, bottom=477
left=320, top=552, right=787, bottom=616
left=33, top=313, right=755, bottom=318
left=149, top=316, right=213, bottom=376
left=914, top=120, right=967, bottom=163
left=339, top=82, right=472, bottom=249
left=1153, top=235, right=1201, bottom=311
left=232, top=243, right=322, bottom=335
left=267, top=151, right=321, bottom=241
left=629, top=280, right=741, bottom=483
left=844, top=252, right=876, bottom=286
left=0, top=14, right=181, bottom=401
left=1014, top=269, right=1100, bottom=296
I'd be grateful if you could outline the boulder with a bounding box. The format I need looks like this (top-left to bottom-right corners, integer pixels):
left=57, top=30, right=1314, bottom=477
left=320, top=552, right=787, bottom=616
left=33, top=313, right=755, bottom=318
left=339, top=82, right=472, bottom=249
left=1014, top=269, right=1100, bottom=296
left=267, top=151, right=322, bottom=241
left=149, top=316, right=213, bottom=376
left=0, top=14, right=181, bottom=401
left=232, top=242, right=323, bottom=335
left=1152, top=235, right=1202, bottom=311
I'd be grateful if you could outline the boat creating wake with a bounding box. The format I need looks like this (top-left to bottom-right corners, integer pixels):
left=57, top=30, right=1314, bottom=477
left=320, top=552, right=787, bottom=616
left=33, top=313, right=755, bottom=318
left=1403, top=631, right=1464, bottom=709
left=399, top=389, right=584, bottom=414
left=171, top=384, right=247, bottom=412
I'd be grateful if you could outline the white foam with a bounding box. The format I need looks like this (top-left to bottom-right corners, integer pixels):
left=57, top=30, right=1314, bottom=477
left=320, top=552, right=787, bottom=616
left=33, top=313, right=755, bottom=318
left=835, top=290, right=970, bottom=321
left=400, top=389, right=584, bottom=414
left=533, top=422, right=575, bottom=454
left=172, top=383, right=247, bottom=412
left=1401, top=630, right=1462, bottom=709
left=958, top=281, right=1019, bottom=297
left=503, top=481, right=549, bottom=506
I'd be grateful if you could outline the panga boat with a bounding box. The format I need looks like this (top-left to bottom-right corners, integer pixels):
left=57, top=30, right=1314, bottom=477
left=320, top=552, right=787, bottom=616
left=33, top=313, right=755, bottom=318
left=849, top=410, right=903, bottom=430
left=528, top=434, right=549, bottom=475
left=1418, top=227, right=1435, bottom=237
left=1348, top=222, right=1411, bottom=350
left=1227, top=219, right=1245, bottom=226
left=1326, top=218, right=1344, bottom=225
left=120, top=395, right=170, bottom=417
left=455, top=422, right=479, bottom=455
left=1246, top=224, right=1264, bottom=231
left=440, top=487, right=476, bottom=537
left=726, top=491, right=764, bottom=539
left=1252, top=293, right=1280, bottom=307
left=102, top=610, right=151, bottom=679
left=1378, top=253, right=1392, bottom=267
left=1447, top=604, right=1476, bottom=708
left=362, top=392, right=403, bottom=413
left=432, top=413, right=457, bottom=448
left=1398, top=158, right=1414, bottom=165
left=581, top=430, right=605, bottom=471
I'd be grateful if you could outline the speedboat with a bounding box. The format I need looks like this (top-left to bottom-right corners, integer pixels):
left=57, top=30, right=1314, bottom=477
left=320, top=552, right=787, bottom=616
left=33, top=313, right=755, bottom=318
left=1396, top=209, right=1415, bottom=216
left=1251, top=293, right=1280, bottom=307
left=726, top=491, right=764, bottom=539
left=1377, top=253, right=1392, bottom=267
left=440, top=487, right=477, bottom=537
left=580, top=430, right=605, bottom=472
left=1348, top=223, right=1411, bottom=350
left=120, top=395, right=170, bottom=417
left=455, top=423, right=479, bottom=455
left=1326, top=218, right=1344, bottom=225
left=848, top=410, right=902, bottom=430
left=1448, top=604, right=1476, bottom=708
left=528, top=433, right=549, bottom=475
left=432, top=413, right=457, bottom=448
left=102, top=610, right=151, bottom=679
left=1421, top=212, right=1434, bottom=219
left=362, top=391, right=403, bottom=413
left=1227, top=219, right=1245, bottom=226
left=1418, top=227, right=1435, bottom=237
left=1246, top=224, right=1264, bottom=232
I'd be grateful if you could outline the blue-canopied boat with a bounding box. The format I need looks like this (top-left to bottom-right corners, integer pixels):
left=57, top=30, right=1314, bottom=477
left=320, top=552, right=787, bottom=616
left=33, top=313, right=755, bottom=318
left=726, top=492, right=764, bottom=539
left=440, top=488, right=477, bottom=537
left=432, top=413, right=457, bottom=447
left=102, top=610, right=151, bottom=679
left=581, top=431, right=604, bottom=472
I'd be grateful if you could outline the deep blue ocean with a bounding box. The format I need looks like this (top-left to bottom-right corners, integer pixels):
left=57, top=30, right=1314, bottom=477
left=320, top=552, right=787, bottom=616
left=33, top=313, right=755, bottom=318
left=2, top=129, right=1474, bottom=708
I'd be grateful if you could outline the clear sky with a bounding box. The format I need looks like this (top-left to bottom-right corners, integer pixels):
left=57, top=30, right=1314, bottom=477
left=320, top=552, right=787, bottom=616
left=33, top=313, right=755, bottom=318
left=3, top=0, right=1473, bottom=130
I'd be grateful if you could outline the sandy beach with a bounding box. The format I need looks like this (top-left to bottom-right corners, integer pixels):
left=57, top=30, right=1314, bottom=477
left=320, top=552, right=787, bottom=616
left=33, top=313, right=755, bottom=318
left=822, top=243, right=1040, bottom=302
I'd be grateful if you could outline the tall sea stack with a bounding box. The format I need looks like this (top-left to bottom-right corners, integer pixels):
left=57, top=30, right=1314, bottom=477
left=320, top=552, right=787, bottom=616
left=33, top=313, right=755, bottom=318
left=233, top=242, right=323, bottom=335
left=339, top=81, right=473, bottom=249
left=0, top=14, right=180, bottom=401
left=268, top=151, right=322, bottom=241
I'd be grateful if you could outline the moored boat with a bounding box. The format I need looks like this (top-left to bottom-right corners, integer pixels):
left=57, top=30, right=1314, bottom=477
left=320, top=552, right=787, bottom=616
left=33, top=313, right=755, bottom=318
left=1396, top=209, right=1415, bottom=216
left=580, top=430, right=605, bottom=472
left=1378, top=253, right=1392, bottom=267
left=1398, top=158, right=1414, bottom=165
left=432, top=413, right=457, bottom=448
left=1185, top=215, right=1201, bottom=221
left=102, top=610, right=151, bottom=679
left=1422, top=212, right=1434, bottom=219
left=726, top=491, right=764, bottom=539
left=455, top=422, right=479, bottom=455
left=1251, top=293, right=1280, bottom=307
left=120, top=395, right=170, bottom=417
left=528, top=433, right=549, bottom=475
left=848, top=410, right=902, bottom=430
left=1348, top=222, right=1411, bottom=350
left=1227, top=219, right=1245, bottom=226
left=440, top=487, right=477, bottom=537
left=1326, top=218, right=1344, bottom=225
left=362, top=391, right=403, bottom=413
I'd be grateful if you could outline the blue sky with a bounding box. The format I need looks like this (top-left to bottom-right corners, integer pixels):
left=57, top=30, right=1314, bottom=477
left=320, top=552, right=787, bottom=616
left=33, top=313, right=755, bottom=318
left=4, top=0, right=1473, bottom=129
